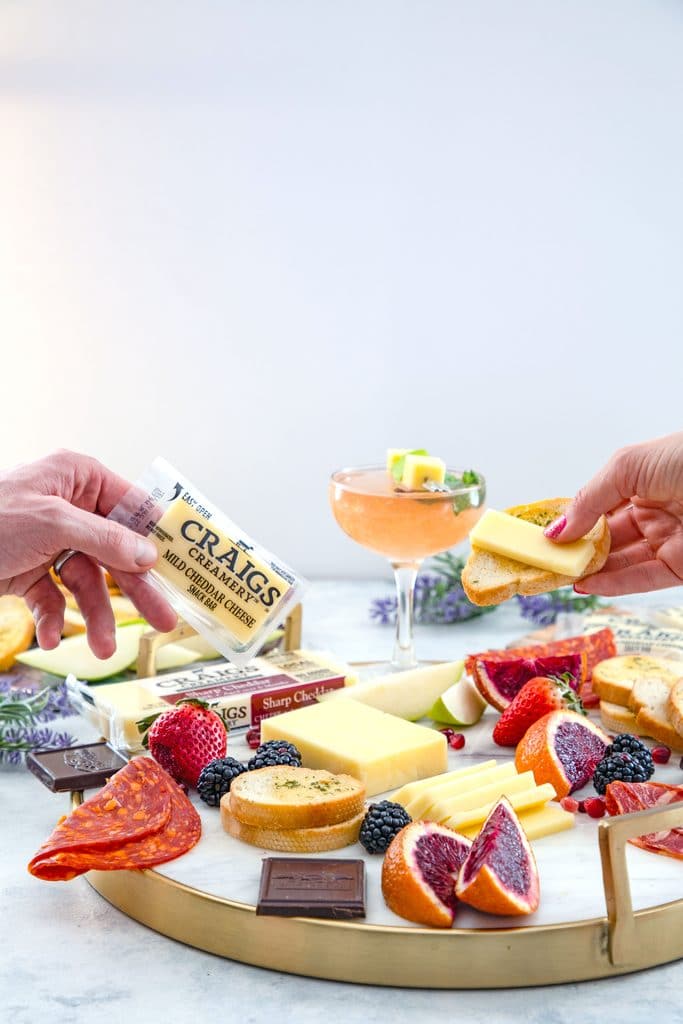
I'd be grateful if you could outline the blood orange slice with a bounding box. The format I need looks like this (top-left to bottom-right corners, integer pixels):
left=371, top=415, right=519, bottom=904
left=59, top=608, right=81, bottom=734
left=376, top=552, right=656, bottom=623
left=473, top=653, right=587, bottom=711
left=515, top=709, right=609, bottom=798
left=381, top=821, right=472, bottom=928
left=455, top=797, right=539, bottom=916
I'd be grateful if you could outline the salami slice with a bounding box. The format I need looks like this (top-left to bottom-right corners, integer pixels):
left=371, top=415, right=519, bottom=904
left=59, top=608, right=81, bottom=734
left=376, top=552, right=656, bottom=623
left=605, top=780, right=683, bottom=861
left=466, top=627, right=616, bottom=682
left=28, top=757, right=201, bottom=881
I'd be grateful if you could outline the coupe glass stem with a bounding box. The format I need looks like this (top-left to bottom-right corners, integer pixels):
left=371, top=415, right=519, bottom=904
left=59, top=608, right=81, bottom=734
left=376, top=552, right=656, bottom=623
left=390, top=560, right=421, bottom=670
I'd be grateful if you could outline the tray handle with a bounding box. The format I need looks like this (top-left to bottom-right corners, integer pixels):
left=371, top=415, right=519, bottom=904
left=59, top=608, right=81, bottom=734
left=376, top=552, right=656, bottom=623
left=136, top=604, right=303, bottom=678
left=599, top=799, right=683, bottom=965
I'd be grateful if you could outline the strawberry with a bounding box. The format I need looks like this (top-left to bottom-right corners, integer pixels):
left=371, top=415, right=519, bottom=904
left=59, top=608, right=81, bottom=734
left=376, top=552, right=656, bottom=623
left=492, top=674, right=585, bottom=747
left=141, top=699, right=228, bottom=788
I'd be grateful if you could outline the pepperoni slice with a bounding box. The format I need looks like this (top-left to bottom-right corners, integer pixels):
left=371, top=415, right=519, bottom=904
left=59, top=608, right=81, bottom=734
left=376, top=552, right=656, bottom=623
left=28, top=758, right=201, bottom=881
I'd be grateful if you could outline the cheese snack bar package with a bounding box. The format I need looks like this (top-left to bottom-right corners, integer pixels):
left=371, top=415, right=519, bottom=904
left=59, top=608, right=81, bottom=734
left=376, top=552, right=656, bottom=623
left=107, top=458, right=307, bottom=666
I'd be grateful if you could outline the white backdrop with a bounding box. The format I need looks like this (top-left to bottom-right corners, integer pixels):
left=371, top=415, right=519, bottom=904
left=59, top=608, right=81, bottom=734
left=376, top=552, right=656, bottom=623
left=1, top=0, right=682, bottom=578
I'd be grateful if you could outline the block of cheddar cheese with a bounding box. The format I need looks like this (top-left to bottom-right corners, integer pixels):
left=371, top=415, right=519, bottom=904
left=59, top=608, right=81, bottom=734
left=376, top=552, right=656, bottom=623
left=260, top=699, right=448, bottom=796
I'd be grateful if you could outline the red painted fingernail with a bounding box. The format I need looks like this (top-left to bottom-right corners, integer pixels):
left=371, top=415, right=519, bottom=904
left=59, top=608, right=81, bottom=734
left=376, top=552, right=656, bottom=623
left=544, top=514, right=566, bottom=539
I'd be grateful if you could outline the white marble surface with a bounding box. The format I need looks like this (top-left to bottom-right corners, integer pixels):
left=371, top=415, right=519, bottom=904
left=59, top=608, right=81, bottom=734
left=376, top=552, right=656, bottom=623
left=3, top=580, right=683, bottom=1023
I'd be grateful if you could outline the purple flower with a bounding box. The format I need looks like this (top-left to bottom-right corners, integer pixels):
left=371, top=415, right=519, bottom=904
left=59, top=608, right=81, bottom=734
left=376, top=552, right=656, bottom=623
left=515, top=590, right=602, bottom=627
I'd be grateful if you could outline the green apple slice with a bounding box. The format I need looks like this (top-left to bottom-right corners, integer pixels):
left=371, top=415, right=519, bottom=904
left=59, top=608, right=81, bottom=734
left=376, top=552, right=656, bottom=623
left=153, top=643, right=202, bottom=672
left=318, top=660, right=464, bottom=720
left=428, top=674, right=487, bottom=726
left=16, top=623, right=147, bottom=681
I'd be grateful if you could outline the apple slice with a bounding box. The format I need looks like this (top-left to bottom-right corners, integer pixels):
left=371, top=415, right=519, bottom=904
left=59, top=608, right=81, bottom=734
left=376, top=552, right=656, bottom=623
left=16, top=623, right=147, bottom=681
left=153, top=643, right=202, bottom=672
left=428, top=674, right=487, bottom=727
left=318, top=660, right=464, bottom=720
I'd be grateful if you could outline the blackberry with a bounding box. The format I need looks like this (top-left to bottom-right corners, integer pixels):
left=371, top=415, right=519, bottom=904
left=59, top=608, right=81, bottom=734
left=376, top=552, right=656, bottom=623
left=604, top=734, right=654, bottom=777
left=247, top=740, right=302, bottom=771
left=592, top=752, right=651, bottom=795
left=197, top=757, right=248, bottom=806
left=359, top=800, right=412, bottom=854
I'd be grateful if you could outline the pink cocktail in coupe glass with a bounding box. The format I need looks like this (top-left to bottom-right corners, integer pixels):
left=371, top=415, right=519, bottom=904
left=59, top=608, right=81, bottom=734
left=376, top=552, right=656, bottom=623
left=329, top=465, right=486, bottom=669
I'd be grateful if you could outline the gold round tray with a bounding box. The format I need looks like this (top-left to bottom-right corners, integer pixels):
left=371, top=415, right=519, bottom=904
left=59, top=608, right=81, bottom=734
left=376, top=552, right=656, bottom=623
left=74, top=784, right=683, bottom=987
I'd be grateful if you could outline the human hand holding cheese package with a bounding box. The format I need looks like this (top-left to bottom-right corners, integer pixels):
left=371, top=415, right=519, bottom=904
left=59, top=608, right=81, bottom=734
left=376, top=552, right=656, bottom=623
left=0, top=450, right=177, bottom=657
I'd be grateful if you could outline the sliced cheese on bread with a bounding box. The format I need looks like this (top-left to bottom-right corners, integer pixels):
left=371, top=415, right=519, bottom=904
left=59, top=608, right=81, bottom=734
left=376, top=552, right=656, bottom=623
left=461, top=498, right=610, bottom=607
left=228, top=765, right=366, bottom=830
left=221, top=804, right=364, bottom=853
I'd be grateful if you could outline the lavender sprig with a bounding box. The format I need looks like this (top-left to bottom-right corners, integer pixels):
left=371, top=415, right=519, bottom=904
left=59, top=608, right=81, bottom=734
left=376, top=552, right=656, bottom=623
left=370, top=552, right=496, bottom=626
left=515, top=589, right=603, bottom=627
left=0, top=679, right=77, bottom=766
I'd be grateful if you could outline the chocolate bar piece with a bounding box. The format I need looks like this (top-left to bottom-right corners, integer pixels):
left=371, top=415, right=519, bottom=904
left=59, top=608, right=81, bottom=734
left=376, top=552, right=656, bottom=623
left=257, top=857, right=366, bottom=919
left=26, top=742, right=128, bottom=792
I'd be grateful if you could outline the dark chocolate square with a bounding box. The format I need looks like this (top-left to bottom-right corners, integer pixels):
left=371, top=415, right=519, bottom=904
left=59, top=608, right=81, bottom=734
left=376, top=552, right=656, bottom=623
left=257, top=857, right=366, bottom=919
left=26, top=742, right=128, bottom=792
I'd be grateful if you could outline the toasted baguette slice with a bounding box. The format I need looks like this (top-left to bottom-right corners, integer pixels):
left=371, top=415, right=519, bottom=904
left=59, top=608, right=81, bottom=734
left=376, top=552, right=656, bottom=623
left=461, top=498, right=610, bottom=607
left=228, top=766, right=366, bottom=830
left=629, top=677, right=683, bottom=751
left=599, top=700, right=640, bottom=736
left=593, top=655, right=680, bottom=707
left=221, top=803, right=364, bottom=852
left=666, top=679, right=683, bottom=739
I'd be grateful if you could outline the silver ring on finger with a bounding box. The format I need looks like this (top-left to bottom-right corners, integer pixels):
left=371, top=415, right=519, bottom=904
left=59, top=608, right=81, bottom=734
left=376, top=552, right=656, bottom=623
left=53, top=549, right=79, bottom=578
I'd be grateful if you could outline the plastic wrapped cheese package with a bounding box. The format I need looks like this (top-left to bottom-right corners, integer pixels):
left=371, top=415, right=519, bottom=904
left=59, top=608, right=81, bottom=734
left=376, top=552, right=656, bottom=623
left=107, top=458, right=307, bottom=666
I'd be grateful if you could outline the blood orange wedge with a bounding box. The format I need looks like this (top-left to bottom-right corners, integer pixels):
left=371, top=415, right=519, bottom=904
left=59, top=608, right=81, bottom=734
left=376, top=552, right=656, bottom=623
left=515, top=709, right=609, bottom=799
left=381, top=821, right=472, bottom=928
left=473, top=653, right=587, bottom=711
left=455, top=796, right=539, bottom=916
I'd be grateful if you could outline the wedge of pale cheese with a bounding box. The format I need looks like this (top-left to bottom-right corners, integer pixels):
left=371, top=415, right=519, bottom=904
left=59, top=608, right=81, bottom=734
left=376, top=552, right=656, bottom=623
left=469, top=509, right=595, bottom=578
left=260, top=699, right=447, bottom=796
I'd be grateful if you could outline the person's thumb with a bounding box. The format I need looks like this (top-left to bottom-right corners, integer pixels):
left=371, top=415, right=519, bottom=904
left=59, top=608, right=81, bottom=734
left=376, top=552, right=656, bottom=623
left=52, top=501, right=158, bottom=571
left=545, top=452, right=636, bottom=543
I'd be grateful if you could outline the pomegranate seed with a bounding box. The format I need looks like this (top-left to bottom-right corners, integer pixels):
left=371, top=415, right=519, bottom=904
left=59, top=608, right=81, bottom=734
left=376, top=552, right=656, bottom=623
left=439, top=728, right=455, bottom=738
left=652, top=746, right=671, bottom=765
left=448, top=733, right=466, bottom=750
left=246, top=727, right=261, bottom=750
left=583, top=797, right=606, bottom=819
left=560, top=797, right=580, bottom=813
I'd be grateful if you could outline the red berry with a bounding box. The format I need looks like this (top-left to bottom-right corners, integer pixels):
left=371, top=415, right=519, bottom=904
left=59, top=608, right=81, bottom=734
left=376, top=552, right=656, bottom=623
left=577, top=800, right=586, bottom=813
left=583, top=797, right=606, bottom=819
left=439, top=728, right=455, bottom=738
left=246, top=726, right=261, bottom=749
left=448, top=733, right=466, bottom=750
left=560, top=797, right=580, bottom=813
left=581, top=692, right=600, bottom=709
left=147, top=700, right=227, bottom=788
left=652, top=746, right=671, bottom=765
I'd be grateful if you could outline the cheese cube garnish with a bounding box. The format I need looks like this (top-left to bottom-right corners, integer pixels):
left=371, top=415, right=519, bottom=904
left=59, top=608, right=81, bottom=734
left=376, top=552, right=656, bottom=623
left=386, top=448, right=409, bottom=472
left=469, top=509, right=595, bottom=577
left=260, top=699, right=448, bottom=796
left=401, top=454, right=446, bottom=490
